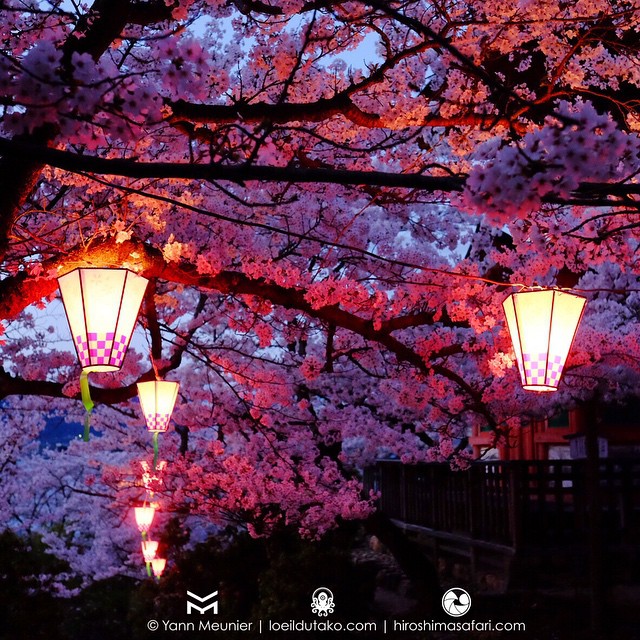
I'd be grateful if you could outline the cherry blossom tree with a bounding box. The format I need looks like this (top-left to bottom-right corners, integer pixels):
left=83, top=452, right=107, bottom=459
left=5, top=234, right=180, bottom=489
left=0, top=0, right=639, bottom=585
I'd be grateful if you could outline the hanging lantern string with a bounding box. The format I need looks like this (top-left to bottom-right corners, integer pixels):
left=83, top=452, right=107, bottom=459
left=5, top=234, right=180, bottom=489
left=515, top=284, right=581, bottom=293
left=382, top=271, right=640, bottom=293
left=144, top=483, right=155, bottom=503
left=141, top=527, right=150, bottom=578
left=80, top=173, right=640, bottom=293
left=149, top=350, right=161, bottom=472
left=152, top=431, right=159, bottom=472
left=79, top=370, right=94, bottom=442
left=144, top=547, right=152, bottom=578
left=514, top=283, right=640, bottom=294
left=150, top=350, right=160, bottom=380
left=370, top=265, right=640, bottom=295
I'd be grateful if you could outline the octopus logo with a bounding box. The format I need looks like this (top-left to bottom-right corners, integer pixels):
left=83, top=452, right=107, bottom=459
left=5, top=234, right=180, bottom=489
left=442, top=588, right=471, bottom=617
left=311, top=587, right=335, bottom=617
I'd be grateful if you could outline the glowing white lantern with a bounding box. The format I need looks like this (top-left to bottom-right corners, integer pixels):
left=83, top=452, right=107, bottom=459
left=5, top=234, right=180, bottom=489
left=137, top=381, right=180, bottom=433
left=151, top=558, right=167, bottom=578
left=58, top=267, right=148, bottom=372
left=141, top=540, right=159, bottom=563
left=134, top=506, right=156, bottom=533
left=503, top=289, right=586, bottom=392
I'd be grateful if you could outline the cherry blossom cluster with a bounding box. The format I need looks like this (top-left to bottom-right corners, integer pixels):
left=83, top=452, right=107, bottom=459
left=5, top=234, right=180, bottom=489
left=463, top=101, right=640, bottom=222
left=1, top=0, right=639, bottom=592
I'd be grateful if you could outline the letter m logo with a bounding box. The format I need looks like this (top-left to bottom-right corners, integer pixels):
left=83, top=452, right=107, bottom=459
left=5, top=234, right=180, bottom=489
left=186, top=590, right=219, bottom=615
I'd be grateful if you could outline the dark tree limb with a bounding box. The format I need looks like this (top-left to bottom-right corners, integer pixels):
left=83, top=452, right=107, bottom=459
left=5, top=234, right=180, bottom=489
left=0, top=236, right=496, bottom=429
left=0, top=136, right=464, bottom=192
left=0, top=137, right=638, bottom=205
left=0, top=0, right=189, bottom=255
left=142, top=280, right=163, bottom=363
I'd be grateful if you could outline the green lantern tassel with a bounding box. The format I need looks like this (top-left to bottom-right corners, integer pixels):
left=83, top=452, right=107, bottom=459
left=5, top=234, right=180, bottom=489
left=80, top=371, right=94, bottom=442
left=152, top=431, right=159, bottom=471
left=141, top=531, right=152, bottom=577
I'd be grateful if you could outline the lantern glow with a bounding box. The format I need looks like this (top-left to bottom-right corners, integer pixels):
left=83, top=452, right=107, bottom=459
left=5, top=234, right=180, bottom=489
left=134, top=506, right=156, bottom=533
left=137, top=381, right=180, bottom=432
left=141, top=540, right=159, bottom=562
left=58, top=268, right=148, bottom=372
left=140, top=460, right=167, bottom=490
left=503, top=289, right=586, bottom=392
left=151, top=558, right=167, bottom=577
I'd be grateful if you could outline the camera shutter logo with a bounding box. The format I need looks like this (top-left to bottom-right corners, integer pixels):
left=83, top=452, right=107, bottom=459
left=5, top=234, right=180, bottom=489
left=442, top=588, right=471, bottom=617
left=311, top=587, right=335, bottom=617
left=186, top=590, right=219, bottom=615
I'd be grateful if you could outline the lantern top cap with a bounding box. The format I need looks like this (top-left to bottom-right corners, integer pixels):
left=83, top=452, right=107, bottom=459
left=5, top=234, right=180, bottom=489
left=58, top=265, right=146, bottom=276
left=511, top=286, right=587, bottom=298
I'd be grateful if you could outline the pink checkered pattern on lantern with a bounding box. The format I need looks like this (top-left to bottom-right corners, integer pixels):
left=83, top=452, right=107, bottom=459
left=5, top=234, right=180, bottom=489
left=109, top=334, right=129, bottom=367
left=75, top=334, right=92, bottom=368
left=523, top=352, right=564, bottom=386
left=145, top=413, right=171, bottom=432
left=75, top=333, right=129, bottom=367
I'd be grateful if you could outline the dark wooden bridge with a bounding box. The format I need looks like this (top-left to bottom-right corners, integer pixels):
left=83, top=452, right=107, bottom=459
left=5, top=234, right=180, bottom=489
left=364, top=459, right=640, bottom=589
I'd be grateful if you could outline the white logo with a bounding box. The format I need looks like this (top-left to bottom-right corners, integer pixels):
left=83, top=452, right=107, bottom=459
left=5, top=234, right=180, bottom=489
left=186, top=590, right=219, bottom=615
left=442, top=588, right=471, bottom=617
left=311, top=587, right=335, bottom=617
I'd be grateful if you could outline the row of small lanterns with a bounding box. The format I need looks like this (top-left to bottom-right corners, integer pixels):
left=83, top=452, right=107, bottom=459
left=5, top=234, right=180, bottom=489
left=54, top=267, right=588, bottom=577
left=137, top=460, right=169, bottom=578
left=58, top=268, right=180, bottom=440
left=58, top=268, right=179, bottom=576
left=135, top=489, right=167, bottom=579
left=134, top=379, right=175, bottom=576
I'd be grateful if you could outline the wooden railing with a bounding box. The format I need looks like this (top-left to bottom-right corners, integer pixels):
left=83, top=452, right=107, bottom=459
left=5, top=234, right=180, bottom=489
left=363, top=460, right=640, bottom=549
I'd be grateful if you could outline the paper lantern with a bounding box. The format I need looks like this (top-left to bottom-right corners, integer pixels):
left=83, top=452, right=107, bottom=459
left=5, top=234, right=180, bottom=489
left=137, top=381, right=180, bottom=432
left=151, top=558, right=167, bottom=578
left=134, top=506, right=156, bottom=533
left=503, top=289, right=586, bottom=392
left=58, top=267, right=148, bottom=372
left=141, top=540, right=159, bottom=563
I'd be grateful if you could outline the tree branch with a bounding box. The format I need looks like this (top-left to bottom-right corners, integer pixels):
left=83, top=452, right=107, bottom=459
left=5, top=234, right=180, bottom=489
left=1, top=137, right=638, bottom=204
left=0, top=0, right=179, bottom=255
left=0, top=136, right=464, bottom=192
left=142, top=280, right=163, bottom=363
left=169, top=97, right=515, bottom=130
left=0, top=236, right=494, bottom=427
